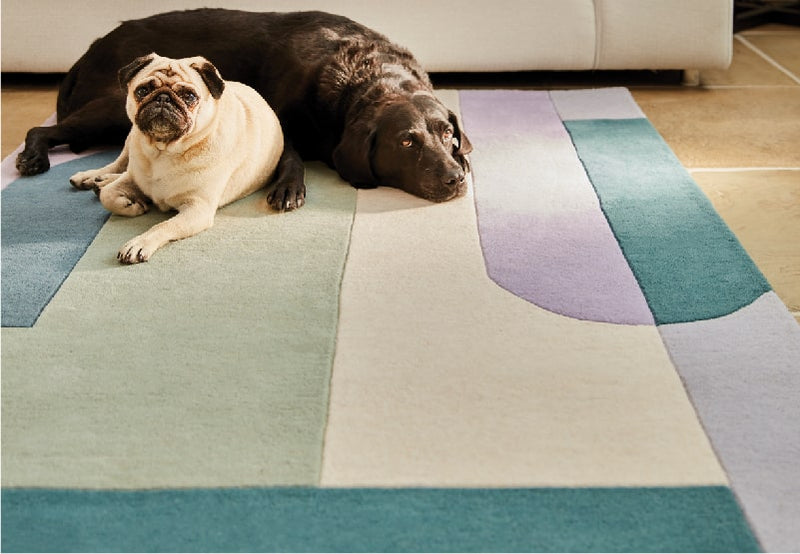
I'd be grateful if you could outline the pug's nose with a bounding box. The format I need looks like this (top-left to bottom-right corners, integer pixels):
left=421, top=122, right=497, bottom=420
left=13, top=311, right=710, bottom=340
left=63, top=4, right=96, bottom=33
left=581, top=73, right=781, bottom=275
left=156, top=93, right=171, bottom=104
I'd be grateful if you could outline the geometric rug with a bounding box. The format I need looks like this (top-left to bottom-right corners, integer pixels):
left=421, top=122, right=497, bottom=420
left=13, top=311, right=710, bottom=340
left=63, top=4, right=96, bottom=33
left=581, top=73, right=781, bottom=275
left=2, top=88, right=798, bottom=552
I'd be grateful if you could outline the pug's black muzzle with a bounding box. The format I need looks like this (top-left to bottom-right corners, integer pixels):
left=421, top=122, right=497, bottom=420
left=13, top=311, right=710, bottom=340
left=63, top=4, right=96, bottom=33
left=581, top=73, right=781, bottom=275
left=135, top=91, right=190, bottom=142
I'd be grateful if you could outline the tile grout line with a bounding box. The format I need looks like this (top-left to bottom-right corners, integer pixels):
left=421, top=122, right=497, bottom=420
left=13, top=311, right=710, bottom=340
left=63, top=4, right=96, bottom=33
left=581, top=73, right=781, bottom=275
left=735, top=34, right=800, bottom=85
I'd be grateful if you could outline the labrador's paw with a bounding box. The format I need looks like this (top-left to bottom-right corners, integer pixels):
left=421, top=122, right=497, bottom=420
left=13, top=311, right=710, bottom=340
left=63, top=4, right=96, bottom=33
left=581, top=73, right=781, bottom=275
left=266, top=179, right=306, bottom=212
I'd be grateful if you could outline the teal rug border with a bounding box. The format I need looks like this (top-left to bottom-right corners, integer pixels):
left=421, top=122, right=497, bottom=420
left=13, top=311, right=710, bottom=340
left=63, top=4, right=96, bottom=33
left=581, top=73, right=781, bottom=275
left=1, top=486, right=760, bottom=552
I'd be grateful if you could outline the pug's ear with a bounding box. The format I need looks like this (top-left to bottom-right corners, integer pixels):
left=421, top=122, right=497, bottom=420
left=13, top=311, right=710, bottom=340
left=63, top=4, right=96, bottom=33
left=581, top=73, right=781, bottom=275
left=191, top=60, right=225, bottom=99
left=332, top=120, right=377, bottom=188
left=118, top=53, right=157, bottom=89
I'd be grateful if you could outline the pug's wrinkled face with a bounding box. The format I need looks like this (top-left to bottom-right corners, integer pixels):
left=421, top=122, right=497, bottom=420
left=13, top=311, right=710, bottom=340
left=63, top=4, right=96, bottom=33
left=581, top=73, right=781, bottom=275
left=119, top=53, right=225, bottom=144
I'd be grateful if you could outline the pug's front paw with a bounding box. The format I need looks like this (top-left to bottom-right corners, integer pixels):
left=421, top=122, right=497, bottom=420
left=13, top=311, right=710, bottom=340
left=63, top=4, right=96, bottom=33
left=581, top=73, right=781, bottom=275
left=118, top=236, right=157, bottom=264
left=70, top=171, right=120, bottom=191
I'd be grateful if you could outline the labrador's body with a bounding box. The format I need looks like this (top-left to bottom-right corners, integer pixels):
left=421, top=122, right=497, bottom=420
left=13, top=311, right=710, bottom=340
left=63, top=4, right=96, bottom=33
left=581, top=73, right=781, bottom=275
left=17, top=9, right=472, bottom=210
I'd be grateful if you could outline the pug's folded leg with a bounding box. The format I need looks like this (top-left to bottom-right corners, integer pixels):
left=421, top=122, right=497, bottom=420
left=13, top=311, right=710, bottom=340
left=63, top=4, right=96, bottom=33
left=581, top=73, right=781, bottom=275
left=70, top=142, right=130, bottom=191
left=97, top=173, right=150, bottom=217
left=117, top=199, right=216, bottom=264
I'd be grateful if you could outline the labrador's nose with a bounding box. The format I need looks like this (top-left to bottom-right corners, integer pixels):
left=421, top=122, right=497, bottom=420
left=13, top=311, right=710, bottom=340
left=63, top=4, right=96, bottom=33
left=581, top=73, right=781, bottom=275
left=442, top=167, right=465, bottom=187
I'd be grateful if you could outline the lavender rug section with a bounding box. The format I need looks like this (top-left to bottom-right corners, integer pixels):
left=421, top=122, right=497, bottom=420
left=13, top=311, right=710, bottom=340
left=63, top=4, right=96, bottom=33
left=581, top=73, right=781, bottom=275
left=660, top=292, right=800, bottom=552
left=458, top=90, right=653, bottom=325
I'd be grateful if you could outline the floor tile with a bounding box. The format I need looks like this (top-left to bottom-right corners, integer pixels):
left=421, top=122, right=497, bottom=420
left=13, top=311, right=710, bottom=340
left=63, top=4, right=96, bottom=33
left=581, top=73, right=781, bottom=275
left=742, top=34, right=800, bottom=80
left=700, top=39, right=797, bottom=86
left=632, top=87, right=800, bottom=168
left=1, top=88, right=58, bottom=157
left=693, top=169, right=800, bottom=320
left=739, top=23, right=800, bottom=35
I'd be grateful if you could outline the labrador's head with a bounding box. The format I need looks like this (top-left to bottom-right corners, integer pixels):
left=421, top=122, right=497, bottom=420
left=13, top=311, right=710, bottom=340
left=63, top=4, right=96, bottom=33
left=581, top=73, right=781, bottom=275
left=333, top=93, right=472, bottom=202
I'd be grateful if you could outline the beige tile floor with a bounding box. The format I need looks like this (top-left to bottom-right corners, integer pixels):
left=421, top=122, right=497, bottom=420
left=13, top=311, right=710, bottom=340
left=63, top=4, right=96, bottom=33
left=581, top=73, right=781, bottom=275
left=2, top=25, right=799, bottom=323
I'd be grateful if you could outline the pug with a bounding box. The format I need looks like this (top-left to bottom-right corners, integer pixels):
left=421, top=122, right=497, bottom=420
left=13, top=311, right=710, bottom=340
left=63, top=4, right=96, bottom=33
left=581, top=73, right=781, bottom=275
left=70, top=53, right=284, bottom=264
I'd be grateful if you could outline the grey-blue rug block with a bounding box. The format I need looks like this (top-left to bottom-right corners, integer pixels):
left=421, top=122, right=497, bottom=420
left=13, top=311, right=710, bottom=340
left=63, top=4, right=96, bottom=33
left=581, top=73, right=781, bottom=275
left=1, top=152, right=118, bottom=327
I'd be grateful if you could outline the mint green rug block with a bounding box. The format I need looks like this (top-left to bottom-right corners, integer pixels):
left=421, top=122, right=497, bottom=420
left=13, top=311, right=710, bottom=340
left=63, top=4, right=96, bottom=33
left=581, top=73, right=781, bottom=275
left=1, top=166, right=356, bottom=488
left=1, top=486, right=760, bottom=553
left=563, top=119, right=771, bottom=325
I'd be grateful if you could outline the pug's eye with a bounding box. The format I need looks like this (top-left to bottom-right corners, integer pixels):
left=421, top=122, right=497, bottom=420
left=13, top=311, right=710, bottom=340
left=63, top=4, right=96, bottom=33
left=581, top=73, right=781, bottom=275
left=134, top=85, right=151, bottom=100
left=401, top=137, right=413, bottom=148
left=181, top=91, right=198, bottom=105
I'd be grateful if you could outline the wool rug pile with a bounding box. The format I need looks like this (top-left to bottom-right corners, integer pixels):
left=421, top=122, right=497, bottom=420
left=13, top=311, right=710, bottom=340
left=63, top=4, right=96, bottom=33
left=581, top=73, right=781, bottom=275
left=2, top=88, right=799, bottom=552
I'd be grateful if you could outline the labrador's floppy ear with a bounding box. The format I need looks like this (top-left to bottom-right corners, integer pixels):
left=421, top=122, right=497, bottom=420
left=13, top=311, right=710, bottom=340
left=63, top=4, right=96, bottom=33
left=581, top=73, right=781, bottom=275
left=118, top=53, right=157, bottom=89
left=448, top=110, right=473, bottom=156
left=191, top=60, right=225, bottom=99
left=448, top=110, right=473, bottom=170
left=332, top=120, right=377, bottom=188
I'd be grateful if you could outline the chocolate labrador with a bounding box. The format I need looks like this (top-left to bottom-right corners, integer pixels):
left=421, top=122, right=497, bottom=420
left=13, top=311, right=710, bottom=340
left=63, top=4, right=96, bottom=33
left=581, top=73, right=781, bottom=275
left=15, top=8, right=472, bottom=210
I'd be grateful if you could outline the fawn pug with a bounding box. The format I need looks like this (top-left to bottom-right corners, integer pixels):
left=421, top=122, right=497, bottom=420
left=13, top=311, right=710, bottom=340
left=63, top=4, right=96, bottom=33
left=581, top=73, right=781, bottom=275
left=70, top=53, right=283, bottom=263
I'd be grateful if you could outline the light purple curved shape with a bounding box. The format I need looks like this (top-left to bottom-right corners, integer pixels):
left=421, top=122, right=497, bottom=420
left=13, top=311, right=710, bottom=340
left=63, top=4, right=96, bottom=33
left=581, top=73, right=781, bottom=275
left=459, top=90, right=653, bottom=325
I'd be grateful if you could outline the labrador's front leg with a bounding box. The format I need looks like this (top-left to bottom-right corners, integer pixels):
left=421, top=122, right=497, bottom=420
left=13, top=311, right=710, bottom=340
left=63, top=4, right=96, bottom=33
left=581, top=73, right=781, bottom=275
left=117, top=199, right=216, bottom=264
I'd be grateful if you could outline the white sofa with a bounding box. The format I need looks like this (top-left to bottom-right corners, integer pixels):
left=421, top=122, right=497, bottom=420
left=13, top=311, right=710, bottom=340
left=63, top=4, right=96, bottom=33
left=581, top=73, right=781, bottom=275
left=1, top=0, right=733, bottom=74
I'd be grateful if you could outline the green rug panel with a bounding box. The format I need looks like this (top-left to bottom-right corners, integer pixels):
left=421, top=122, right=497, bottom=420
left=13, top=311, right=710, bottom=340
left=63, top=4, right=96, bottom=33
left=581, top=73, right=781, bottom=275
left=1, top=166, right=356, bottom=488
left=563, top=118, right=771, bottom=325
left=1, top=486, right=760, bottom=553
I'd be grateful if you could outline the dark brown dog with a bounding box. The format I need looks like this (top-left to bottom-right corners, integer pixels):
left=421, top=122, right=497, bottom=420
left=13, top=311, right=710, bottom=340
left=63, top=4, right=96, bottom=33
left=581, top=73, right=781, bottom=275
left=16, top=8, right=472, bottom=210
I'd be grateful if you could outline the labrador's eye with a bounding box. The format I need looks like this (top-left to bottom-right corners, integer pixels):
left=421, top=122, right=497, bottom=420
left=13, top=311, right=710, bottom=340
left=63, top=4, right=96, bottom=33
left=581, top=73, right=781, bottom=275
left=442, top=129, right=453, bottom=142
left=401, top=137, right=413, bottom=148
left=134, top=85, right=151, bottom=100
